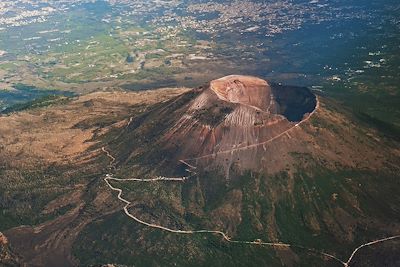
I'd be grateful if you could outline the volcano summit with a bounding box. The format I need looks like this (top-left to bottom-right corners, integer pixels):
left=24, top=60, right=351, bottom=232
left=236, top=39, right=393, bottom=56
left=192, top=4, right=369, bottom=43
left=159, top=75, right=317, bottom=177
left=209, top=75, right=277, bottom=112
left=108, top=75, right=398, bottom=179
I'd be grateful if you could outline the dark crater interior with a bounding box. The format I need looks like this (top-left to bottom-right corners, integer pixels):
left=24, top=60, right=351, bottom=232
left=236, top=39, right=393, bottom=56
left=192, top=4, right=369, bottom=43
left=271, top=83, right=317, bottom=122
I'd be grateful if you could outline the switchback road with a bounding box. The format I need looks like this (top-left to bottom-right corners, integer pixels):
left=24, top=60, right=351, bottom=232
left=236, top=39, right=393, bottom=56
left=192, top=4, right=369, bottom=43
left=102, top=95, right=399, bottom=266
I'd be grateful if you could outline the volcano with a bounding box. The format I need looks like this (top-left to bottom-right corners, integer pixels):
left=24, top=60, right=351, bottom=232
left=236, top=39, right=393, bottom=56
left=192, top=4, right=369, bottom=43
left=111, top=75, right=392, bottom=179
left=3, top=76, right=399, bottom=267
left=160, top=75, right=318, bottom=179
left=100, top=75, right=400, bottom=266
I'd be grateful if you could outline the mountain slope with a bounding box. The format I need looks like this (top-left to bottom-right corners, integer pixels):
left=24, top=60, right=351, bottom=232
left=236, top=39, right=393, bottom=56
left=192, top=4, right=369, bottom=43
left=1, top=77, right=399, bottom=267
left=87, top=75, right=400, bottom=266
left=110, top=75, right=397, bottom=177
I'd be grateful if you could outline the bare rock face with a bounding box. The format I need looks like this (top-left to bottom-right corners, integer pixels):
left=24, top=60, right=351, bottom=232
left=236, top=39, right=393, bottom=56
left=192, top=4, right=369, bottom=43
left=160, top=75, right=317, bottom=178
left=0, top=232, right=20, bottom=266
left=0, top=232, right=8, bottom=245
left=209, top=75, right=276, bottom=112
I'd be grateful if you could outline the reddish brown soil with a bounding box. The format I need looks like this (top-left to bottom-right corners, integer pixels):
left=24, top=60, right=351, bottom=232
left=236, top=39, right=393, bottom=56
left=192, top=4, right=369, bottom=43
left=155, top=76, right=395, bottom=180
left=0, top=233, right=8, bottom=245
left=0, top=88, right=190, bottom=267
left=1, top=78, right=399, bottom=266
left=210, top=75, right=274, bottom=111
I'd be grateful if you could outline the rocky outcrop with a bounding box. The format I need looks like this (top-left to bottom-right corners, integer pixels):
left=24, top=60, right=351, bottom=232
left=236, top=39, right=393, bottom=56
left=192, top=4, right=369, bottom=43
left=0, top=232, right=20, bottom=266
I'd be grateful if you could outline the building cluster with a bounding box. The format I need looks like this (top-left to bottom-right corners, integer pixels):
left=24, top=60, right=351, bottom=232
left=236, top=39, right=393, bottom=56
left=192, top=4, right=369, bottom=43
left=151, top=0, right=311, bottom=36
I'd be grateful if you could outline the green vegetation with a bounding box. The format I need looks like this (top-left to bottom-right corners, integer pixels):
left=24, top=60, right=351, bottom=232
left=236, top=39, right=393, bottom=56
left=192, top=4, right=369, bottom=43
left=0, top=1, right=399, bottom=266
left=0, top=84, right=74, bottom=112
left=0, top=62, right=19, bottom=72
left=73, top=163, right=400, bottom=267
left=2, top=95, right=71, bottom=114
left=0, top=168, right=71, bottom=231
left=275, top=168, right=400, bottom=256
left=355, top=111, right=400, bottom=141
left=73, top=211, right=282, bottom=267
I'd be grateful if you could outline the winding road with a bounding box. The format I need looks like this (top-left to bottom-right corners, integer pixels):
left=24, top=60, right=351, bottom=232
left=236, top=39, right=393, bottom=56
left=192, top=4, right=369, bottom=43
left=103, top=170, right=345, bottom=265
left=343, top=235, right=400, bottom=267
left=102, top=146, right=399, bottom=266
left=102, top=95, right=399, bottom=266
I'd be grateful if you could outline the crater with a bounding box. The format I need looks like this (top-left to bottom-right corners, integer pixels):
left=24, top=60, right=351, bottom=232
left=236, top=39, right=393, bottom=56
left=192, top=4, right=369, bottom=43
left=210, top=75, right=317, bottom=122
left=271, top=83, right=317, bottom=122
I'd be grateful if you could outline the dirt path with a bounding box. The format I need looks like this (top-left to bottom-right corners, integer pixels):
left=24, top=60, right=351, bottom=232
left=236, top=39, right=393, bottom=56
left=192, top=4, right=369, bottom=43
left=102, top=96, right=399, bottom=266
left=103, top=170, right=345, bottom=265
left=344, top=235, right=400, bottom=267
left=186, top=96, right=320, bottom=161
left=102, top=144, right=399, bottom=266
